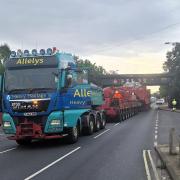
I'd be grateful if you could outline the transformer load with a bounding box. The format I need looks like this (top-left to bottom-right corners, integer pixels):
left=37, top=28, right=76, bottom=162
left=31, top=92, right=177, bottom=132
left=99, top=85, right=150, bottom=122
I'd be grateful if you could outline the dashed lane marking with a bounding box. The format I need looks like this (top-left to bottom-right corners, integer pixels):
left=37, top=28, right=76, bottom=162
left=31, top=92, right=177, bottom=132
left=154, top=111, right=159, bottom=147
left=0, top=147, right=17, bottom=154
left=93, top=129, right=110, bottom=139
left=154, top=142, right=158, bottom=147
left=24, top=147, right=81, bottom=180
left=113, top=123, right=120, bottom=127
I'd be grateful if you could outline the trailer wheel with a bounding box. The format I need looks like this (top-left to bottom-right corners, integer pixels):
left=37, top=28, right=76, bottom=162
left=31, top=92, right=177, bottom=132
left=100, top=112, right=106, bottom=129
left=123, top=114, right=126, bottom=121
left=16, top=139, right=32, bottom=145
left=67, top=126, right=79, bottom=144
left=118, top=112, right=122, bottom=122
left=95, top=114, right=101, bottom=132
left=86, top=115, right=94, bottom=135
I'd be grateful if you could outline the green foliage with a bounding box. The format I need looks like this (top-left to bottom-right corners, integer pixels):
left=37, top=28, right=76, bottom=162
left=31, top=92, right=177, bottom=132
left=0, top=43, right=11, bottom=63
left=162, top=43, right=180, bottom=107
left=159, top=86, right=168, bottom=98
left=0, top=62, right=5, bottom=75
left=74, top=56, right=106, bottom=85
left=0, top=43, right=10, bottom=74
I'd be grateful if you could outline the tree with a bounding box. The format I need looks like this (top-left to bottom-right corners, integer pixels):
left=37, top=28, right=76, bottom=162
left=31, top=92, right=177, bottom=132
left=0, top=43, right=11, bottom=63
left=162, top=43, right=180, bottom=107
left=0, top=44, right=11, bottom=74
left=74, top=56, right=107, bottom=85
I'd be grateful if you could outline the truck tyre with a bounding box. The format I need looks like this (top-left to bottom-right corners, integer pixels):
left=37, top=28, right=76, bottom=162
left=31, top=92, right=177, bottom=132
left=16, top=139, right=32, bottom=145
left=95, top=114, right=101, bottom=132
left=87, top=115, right=94, bottom=135
left=67, top=126, right=79, bottom=144
left=123, top=114, right=126, bottom=121
left=100, top=112, right=106, bottom=129
left=119, top=113, right=123, bottom=122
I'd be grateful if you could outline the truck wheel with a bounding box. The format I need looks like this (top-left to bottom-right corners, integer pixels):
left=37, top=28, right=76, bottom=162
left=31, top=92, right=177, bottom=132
left=119, top=113, right=123, bottom=122
left=95, top=114, right=101, bottom=132
left=16, top=139, right=32, bottom=145
left=123, top=114, right=126, bottom=121
left=100, top=113, right=106, bottom=129
left=87, top=116, right=94, bottom=135
left=67, top=126, right=79, bottom=144
left=126, top=114, right=129, bottom=119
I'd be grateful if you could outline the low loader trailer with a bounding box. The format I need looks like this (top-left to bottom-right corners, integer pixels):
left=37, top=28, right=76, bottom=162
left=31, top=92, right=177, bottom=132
left=100, top=85, right=150, bottom=122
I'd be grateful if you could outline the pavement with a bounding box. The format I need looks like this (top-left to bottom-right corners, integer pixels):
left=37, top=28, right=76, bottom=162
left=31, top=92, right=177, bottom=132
left=155, top=145, right=180, bottom=180
left=0, top=109, right=179, bottom=180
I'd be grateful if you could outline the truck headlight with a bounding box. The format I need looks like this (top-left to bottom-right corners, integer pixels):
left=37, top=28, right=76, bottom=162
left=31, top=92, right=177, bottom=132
left=50, top=120, right=61, bottom=126
left=3, top=121, right=11, bottom=128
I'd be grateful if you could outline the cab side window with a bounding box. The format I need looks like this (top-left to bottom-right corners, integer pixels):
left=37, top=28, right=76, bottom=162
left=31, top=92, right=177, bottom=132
left=66, top=70, right=88, bottom=87
left=76, top=70, right=88, bottom=85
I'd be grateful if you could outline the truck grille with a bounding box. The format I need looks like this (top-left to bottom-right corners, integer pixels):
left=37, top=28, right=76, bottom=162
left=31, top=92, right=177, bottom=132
left=20, top=123, right=33, bottom=136
left=14, top=116, right=47, bottom=128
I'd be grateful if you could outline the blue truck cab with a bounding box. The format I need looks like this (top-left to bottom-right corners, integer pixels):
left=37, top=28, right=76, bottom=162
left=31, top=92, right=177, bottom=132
left=1, top=48, right=106, bottom=145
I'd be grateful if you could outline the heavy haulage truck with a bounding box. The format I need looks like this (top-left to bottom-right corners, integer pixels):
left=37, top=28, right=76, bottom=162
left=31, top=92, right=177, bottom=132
left=1, top=48, right=106, bottom=145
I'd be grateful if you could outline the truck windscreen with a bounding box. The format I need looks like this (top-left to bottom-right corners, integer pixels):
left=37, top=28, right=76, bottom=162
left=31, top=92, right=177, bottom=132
left=5, top=68, right=57, bottom=93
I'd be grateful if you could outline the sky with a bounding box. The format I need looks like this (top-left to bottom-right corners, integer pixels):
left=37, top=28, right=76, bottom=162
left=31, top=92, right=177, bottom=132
left=1, top=0, right=180, bottom=92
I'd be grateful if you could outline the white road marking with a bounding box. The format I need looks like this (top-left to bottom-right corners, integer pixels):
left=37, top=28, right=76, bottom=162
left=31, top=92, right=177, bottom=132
left=113, top=123, right=120, bottom=127
left=24, top=147, right=81, bottom=180
left=143, top=150, right=151, bottom=180
left=154, top=111, right=159, bottom=145
left=94, top=129, right=110, bottom=139
left=0, top=147, right=17, bottom=154
left=154, top=142, right=157, bottom=146
left=148, top=150, right=160, bottom=180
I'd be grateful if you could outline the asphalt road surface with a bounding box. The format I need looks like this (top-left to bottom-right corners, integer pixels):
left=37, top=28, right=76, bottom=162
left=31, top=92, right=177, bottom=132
left=0, top=109, right=178, bottom=180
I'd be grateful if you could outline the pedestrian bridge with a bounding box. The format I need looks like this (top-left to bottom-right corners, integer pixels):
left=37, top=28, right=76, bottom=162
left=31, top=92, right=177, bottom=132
left=99, top=73, right=174, bottom=87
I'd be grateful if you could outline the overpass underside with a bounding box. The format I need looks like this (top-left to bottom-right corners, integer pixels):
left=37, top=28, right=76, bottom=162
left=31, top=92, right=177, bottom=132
left=100, top=73, right=173, bottom=87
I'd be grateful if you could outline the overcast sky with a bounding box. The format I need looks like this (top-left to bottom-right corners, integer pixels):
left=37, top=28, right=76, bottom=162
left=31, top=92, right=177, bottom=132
left=1, top=0, right=180, bottom=79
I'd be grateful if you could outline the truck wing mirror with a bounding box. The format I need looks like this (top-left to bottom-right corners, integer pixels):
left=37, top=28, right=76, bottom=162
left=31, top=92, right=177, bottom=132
left=65, top=74, right=73, bottom=88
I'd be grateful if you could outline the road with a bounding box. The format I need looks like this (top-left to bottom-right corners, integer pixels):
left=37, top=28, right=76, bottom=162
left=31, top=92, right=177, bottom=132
left=0, top=109, right=178, bottom=180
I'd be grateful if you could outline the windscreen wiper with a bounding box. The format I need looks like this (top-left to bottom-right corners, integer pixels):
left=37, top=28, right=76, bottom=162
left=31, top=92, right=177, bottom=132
left=29, top=88, right=55, bottom=93
left=7, top=88, right=32, bottom=94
